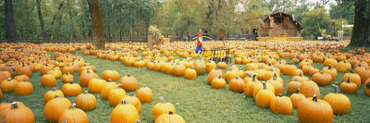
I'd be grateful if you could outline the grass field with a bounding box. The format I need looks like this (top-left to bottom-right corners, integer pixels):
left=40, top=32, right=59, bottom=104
left=2, top=50, right=370, bottom=123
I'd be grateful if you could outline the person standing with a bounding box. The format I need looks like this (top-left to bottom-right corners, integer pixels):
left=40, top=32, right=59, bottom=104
left=195, top=29, right=203, bottom=54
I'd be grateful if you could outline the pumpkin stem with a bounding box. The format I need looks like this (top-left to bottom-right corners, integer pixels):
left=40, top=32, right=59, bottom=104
left=159, top=96, right=166, bottom=103
left=366, top=82, right=370, bottom=89
left=246, top=73, right=251, bottom=78
left=332, top=84, right=339, bottom=93
left=84, top=90, right=88, bottom=94
left=312, top=94, right=318, bottom=102
left=143, top=84, right=146, bottom=88
left=54, top=95, right=60, bottom=98
left=320, top=71, right=323, bottom=74
left=69, top=103, right=76, bottom=109
left=116, top=84, right=122, bottom=88
left=295, top=89, right=300, bottom=94
left=7, top=78, right=11, bottom=81
left=295, top=77, right=298, bottom=82
left=127, top=74, right=131, bottom=77
left=347, top=69, right=354, bottom=73
left=134, top=120, right=140, bottom=123
left=129, top=92, right=135, bottom=96
left=262, top=81, right=267, bottom=90
left=252, top=74, right=257, bottom=81
left=169, top=111, right=174, bottom=115
left=347, top=77, right=350, bottom=83
left=218, top=75, right=222, bottom=79
left=70, top=81, right=74, bottom=84
left=121, top=99, right=128, bottom=104
left=11, top=102, right=18, bottom=110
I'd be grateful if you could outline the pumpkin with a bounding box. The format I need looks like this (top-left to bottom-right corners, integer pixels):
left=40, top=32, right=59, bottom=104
left=211, top=75, right=226, bottom=89
left=324, top=57, right=338, bottom=67
left=79, top=70, right=99, bottom=86
left=75, top=90, right=97, bottom=111
left=44, top=87, right=64, bottom=103
left=358, top=68, right=370, bottom=84
left=255, top=82, right=275, bottom=108
left=120, top=74, right=138, bottom=91
left=323, top=85, right=351, bottom=114
left=253, top=81, right=275, bottom=99
left=244, top=74, right=260, bottom=97
left=340, top=77, right=358, bottom=94
left=152, top=96, right=176, bottom=120
left=40, top=73, right=57, bottom=87
left=14, top=80, right=33, bottom=96
left=298, top=94, right=333, bottom=123
left=121, top=93, right=142, bottom=112
left=365, top=79, right=370, bottom=96
left=108, top=84, right=127, bottom=107
left=322, top=66, right=337, bottom=79
left=267, top=76, right=283, bottom=95
left=312, top=71, right=332, bottom=86
left=308, top=68, right=320, bottom=76
left=155, top=111, right=185, bottom=123
left=1, top=78, right=18, bottom=93
left=62, top=81, right=82, bottom=96
left=270, top=95, right=293, bottom=115
left=342, top=69, right=361, bottom=87
left=110, top=99, right=140, bottom=123
left=286, top=77, right=301, bottom=95
left=13, top=74, right=30, bottom=82
left=40, top=64, right=53, bottom=75
left=206, top=68, right=223, bottom=84
left=0, top=71, right=9, bottom=82
left=102, top=69, right=120, bottom=81
left=2, top=102, right=35, bottom=123
left=172, top=63, right=186, bottom=76
left=229, top=77, right=245, bottom=92
left=299, top=80, right=321, bottom=98
left=0, top=88, right=2, bottom=100
left=206, top=60, right=216, bottom=72
left=58, top=103, right=89, bottom=123
left=61, top=73, right=74, bottom=83
left=101, top=80, right=117, bottom=99
left=88, top=78, right=107, bottom=93
left=136, top=84, right=153, bottom=103
left=184, top=67, right=197, bottom=79
left=290, top=89, right=306, bottom=109
left=44, top=96, right=72, bottom=122
left=225, top=69, right=239, bottom=83
left=194, top=60, right=206, bottom=75
left=336, top=60, right=351, bottom=72
left=216, top=62, right=227, bottom=69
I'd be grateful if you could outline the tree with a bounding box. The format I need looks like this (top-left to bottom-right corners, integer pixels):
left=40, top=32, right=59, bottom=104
left=4, top=0, right=17, bottom=42
left=348, top=0, right=370, bottom=47
left=36, top=0, right=45, bottom=37
left=329, top=3, right=354, bottom=24
left=87, top=0, right=106, bottom=49
left=301, top=8, right=331, bottom=37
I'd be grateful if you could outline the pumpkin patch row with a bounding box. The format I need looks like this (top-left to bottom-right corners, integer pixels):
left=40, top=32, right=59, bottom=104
left=0, top=45, right=185, bottom=123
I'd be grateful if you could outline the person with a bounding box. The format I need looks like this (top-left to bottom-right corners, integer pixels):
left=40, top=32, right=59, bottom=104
left=195, top=29, right=203, bottom=54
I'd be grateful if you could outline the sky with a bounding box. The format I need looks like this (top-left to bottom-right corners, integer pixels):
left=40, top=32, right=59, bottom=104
left=307, top=0, right=336, bottom=10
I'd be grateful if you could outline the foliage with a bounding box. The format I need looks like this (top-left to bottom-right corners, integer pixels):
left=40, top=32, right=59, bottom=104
left=301, top=8, right=331, bottom=37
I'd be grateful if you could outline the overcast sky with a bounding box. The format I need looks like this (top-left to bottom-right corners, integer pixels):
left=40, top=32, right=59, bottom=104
left=307, top=0, right=336, bottom=10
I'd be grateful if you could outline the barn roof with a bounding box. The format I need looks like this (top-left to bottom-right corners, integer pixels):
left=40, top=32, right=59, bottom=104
left=262, top=11, right=303, bottom=30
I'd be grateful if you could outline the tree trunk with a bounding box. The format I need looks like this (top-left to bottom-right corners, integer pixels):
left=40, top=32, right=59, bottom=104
left=87, top=0, right=106, bottom=49
left=49, top=2, right=64, bottom=37
left=349, top=0, right=370, bottom=47
left=36, top=0, right=45, bottom=38
left=4, top=0, right=17, bottom=42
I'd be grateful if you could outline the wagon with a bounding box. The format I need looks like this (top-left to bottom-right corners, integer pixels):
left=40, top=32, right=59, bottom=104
left=201, top=48, right=231, bottom=63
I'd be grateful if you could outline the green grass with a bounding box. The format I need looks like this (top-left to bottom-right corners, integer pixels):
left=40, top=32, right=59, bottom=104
left=2, top=51, right=369, bottom=123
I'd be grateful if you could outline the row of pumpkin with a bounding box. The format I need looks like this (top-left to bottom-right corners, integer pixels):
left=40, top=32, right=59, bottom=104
left=0, top=47, right=185, bottom=123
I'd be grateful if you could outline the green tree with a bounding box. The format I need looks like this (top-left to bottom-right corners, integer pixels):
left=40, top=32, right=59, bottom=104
left=301, top=8, right=331, bottom=37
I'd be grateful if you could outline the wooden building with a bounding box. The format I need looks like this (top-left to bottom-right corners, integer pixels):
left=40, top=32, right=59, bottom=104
left=257, top=12, right=303, bottom=41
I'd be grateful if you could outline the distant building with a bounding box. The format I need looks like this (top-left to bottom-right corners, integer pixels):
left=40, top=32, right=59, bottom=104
left=257, top=12, right=303, bottom=41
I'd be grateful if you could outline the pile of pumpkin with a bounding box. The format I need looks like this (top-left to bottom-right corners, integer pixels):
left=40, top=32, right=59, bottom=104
left=205, top=48, right=369, bottom=122
left=0, top=46, right=186, bottom=123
